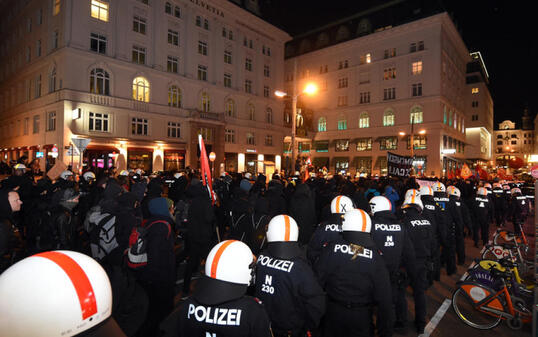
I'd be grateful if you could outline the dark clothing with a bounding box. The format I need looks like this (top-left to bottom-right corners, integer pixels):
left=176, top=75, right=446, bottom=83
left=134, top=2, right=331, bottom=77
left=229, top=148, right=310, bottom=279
left=449, top=196, right=466, bottom=265
left=172, top=277, right=272, bottom=337
left=433, top=192, right=457, bottom=275
left=510, top=194, right=529, bottom=234
left=289, top=184, right=317, bottom=245
left=255, top=242, right=325, bottom=334
left=307, top=213, right=343, bottom=265
left=471, top=196, right=490, bottom=245
left=315, top=239, right=393, bottom=337
left=265, top=182, right=287, bottom=219
left=492, top=188, right=508, bottom=226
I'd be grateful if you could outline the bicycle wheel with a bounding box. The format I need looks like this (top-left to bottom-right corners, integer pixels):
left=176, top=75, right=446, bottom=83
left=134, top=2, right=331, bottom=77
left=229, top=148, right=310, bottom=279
left=452, top=288, right=502, bottom=329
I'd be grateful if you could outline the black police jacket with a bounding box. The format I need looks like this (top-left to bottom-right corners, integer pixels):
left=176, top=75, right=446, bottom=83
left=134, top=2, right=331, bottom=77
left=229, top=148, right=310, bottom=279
left=448, top=195, right=465, bottom=238
left=175, top=276, right=272, bottom=337
left=314, top=234, right=393, bottom=337
left=492, top=188, right=508, bottom=213
left=307, top=213, right=343, bottom=265
left=255, top=242, right=326, bottom=333
left=371, top=211, right=416, bottom=274
left=400, top=207, right=435, bottom=261
left=433, top=192, right=457, bottom=244
left=471, top=196, right=490, bottom=221
left=421, top=195, right=446, bottom=245
left=510, top=194, right=529, bottom=221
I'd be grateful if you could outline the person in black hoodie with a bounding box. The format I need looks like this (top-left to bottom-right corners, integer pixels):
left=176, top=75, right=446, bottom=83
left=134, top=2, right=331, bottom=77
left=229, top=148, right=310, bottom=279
left=115, top=192, right=142, bottom=254
left=182, top=179, right=216, bottom=297
left=163, top=240, right=272, bottom=337
left=255, top=215, right=325, bottom=337
left=265, top=179, right=287, bottom=219
left=289, top=183, right=317, bottom=245
left=135, top=197, right=176, bottom=337
left=141, top=178, right=163, bottom=219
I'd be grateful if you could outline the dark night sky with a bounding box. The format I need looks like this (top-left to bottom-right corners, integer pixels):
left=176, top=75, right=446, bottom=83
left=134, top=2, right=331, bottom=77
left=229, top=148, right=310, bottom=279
left=261, top=0, right=537, bottom=129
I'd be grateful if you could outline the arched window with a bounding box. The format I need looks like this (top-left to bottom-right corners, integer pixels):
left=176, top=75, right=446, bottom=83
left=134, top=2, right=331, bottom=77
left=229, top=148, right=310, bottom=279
left=132, top=76, right=149, bottom=102
left=383, top=109, right=394, bottom=126
left=337, top=115, right=347, bottom=130
left=90, top=68, right=110, bottom=95
left=318, top=117, right=327, bottom=132
left=359, top=112, right=369, bottom=128
left=410, top=106, right=423, bottom=124
left=168, top=85, right=181, bottom=107
left=225, top=99, right=235, bottom=117
left=201, top=92, right=210, bottom=112
left=266, top=107, right=273, bottom=124
left=248, top=104, right=255, bottom=121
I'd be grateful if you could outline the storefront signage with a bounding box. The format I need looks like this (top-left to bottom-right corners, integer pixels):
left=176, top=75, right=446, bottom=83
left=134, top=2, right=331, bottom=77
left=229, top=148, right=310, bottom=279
left=36, top=152, right=44, bottom=158
left=387, top=152, right=413, bottom=177
left=442, top=149, right=456, bottom=154
left=246, top=149, right=257, bottom=153
left=189, top=0, right=224, bottom=17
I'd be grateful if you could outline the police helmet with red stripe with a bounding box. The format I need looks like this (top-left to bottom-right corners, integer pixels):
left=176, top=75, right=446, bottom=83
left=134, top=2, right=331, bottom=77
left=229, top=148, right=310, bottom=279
left=205, top=240, right=255, bottom=285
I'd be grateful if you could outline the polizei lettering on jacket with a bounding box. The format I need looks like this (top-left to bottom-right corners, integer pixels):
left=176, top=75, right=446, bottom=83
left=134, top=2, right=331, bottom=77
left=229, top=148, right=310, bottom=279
left=257, top=255, right=294, bottom=272
left=333, top=244, right=373, bottom=259
left=409, top=219, right=431, bottom=227
left=324, top=224, right=342, bottom=232
left=187, top=304, right=242, bottom=326
left=374, top=223, right=401, bottom=231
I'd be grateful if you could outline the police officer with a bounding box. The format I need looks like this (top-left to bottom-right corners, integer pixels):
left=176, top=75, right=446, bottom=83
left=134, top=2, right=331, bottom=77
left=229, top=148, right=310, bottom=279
left=418, top=185, right=444, bottom=282
left=307, top=195, right=353, bottom=264
left=369, top=196, right=415, bottom=333
left=255, top=215, right=326, bottom=336
left=400, top=190, right=435, bottom=334
left=447, top=186, right=466, bottom=265
left=174, top=240, right=272, bottom=336
left=315, top=209, right=393, bottom=337
left=471, top=187, right=490, bottom=247
left=492, top=183, right=508, bottom=227
left=483, top=182, right=495, bottom=225
left=510, top=187, right=529, bottom=235
left=432, top=182, right=457, bottom=275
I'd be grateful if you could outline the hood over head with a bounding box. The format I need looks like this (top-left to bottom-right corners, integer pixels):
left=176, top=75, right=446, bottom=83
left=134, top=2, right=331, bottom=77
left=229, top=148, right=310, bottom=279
left=148, top=197, right=171, bottom=218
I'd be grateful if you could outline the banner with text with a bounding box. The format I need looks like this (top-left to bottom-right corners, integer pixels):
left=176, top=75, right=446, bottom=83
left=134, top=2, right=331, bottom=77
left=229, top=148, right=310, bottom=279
left=387, top=152, right=413, bottom=177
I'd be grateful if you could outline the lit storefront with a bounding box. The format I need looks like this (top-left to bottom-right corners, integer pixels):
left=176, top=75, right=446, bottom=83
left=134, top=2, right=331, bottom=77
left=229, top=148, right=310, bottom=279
left=163, top=150, right=185, bottom=171
left=84, top=145, right=118, bottom=171
left=128, top=148, right=153, bottom=173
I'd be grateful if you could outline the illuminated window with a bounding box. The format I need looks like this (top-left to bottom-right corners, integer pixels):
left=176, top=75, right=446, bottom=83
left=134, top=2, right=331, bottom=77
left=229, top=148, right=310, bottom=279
left=91, top=0, right=109, bottom=22
left=53, top=0, right=61, bottom=16
left=168, top=85, right=181, bottom=107
left=407, top=135, right=427, bottom=149
left=225, top=99, right=235, bottom=117
left=472, top=87, right=479, bottom=94
left=383, top=109, right=394, bottom=126
left=337, top=116, right=347, bottom=130
left=380, top=137, right=397, bottom=150
left=90, top=68, right=109, bottom=95
left=412, top=61, right=422, bottom=75
left=132, top=77, right=149, bottom=102
left=318, top=117, right=326, bottom=132
left=335, top=139, right=349, bottom=152
left=200, top=92, right=210, bottom=112
left=410, top=106, right=423, bottom=124
left=359, top=112, right=369, bottom=128
left=356, top=138, right=372, bottom=151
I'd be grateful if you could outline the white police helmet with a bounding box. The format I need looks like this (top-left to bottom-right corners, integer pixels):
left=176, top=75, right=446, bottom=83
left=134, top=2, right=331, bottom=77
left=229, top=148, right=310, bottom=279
left=433, top=181, right=446, bottom=193
left=60, top=170, right=74, bottom=180
left=477, top=187, right=488, bottom=196
left=0, top=250, right=123, bottom=337
left=204, top=240, right=255, bottom=285
left=419, top=185, right=434, bottom=196
left=402, top=189, right=424, bottom=211
left=342, top=209, right=372, bottom=233
left=330, top=195, right=354, bottom=214
left=266, top=214, right=299, bottom=242
left=368, top=196, right=392, bottom=214
left=447, top=186, right=461, bottom=197
left=82, top=171, right=96, bottom=182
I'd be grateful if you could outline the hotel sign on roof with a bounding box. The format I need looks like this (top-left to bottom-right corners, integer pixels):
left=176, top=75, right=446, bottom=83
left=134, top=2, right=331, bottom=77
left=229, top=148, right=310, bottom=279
left=190, top=0, right=224, bottom=17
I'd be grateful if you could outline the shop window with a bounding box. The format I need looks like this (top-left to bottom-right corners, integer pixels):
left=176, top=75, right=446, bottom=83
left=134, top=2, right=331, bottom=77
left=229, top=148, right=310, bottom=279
left=335, top=139, right=349, bottom=152
left=356, top=157, right=372, bottom=174
left=164, top=151, right=185, bottom=171
left=89, top=112, right=109, bottom=132
left=335, top=159, right=349, bottom=171
left=356, top=138, right=372, bottom=151
left=131, top=117, right=148, bottom=135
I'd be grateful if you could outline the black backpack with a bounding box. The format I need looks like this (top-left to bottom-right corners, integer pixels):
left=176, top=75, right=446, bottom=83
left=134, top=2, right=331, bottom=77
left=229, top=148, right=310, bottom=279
left=127, top=219, right=171, bottom=269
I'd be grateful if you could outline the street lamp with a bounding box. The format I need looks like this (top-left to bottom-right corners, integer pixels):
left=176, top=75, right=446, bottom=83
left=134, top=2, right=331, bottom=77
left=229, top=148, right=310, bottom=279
left=274, top=60, right=317, bottom=175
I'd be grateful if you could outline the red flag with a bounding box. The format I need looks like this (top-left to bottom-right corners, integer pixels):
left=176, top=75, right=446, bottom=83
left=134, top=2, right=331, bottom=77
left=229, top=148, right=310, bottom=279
left=477, top=166, right=488, bottom=180
left=198, top=134, right=215, bottom=205
left=460, top=164, right=472, bottom=179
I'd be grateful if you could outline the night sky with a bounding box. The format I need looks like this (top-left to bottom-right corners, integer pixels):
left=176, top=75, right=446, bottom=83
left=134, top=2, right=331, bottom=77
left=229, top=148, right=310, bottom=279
left=261, top=0, right=536, bottom=129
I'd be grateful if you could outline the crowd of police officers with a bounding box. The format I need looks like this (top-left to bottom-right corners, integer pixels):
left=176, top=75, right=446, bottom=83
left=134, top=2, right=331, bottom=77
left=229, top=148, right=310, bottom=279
left=0, top=161, right=532, bottom=337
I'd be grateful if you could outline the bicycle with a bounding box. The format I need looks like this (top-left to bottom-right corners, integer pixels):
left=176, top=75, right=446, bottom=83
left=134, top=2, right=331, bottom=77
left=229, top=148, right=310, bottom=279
left=453, top=264, right=532, bottom=330
left=481, top=242, right=533, bottom=276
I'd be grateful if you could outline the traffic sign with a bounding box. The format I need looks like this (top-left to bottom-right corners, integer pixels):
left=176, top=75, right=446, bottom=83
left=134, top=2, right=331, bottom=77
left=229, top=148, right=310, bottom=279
left=72, top=138, right=91, bottom=153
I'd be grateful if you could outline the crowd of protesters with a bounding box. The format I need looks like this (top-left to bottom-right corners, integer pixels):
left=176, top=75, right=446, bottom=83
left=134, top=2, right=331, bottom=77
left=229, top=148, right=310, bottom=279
left=0, top=158, right=533, bottom=337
